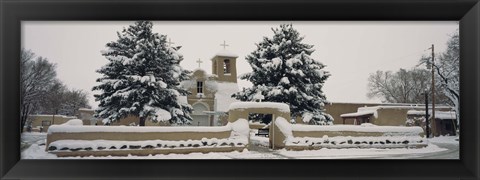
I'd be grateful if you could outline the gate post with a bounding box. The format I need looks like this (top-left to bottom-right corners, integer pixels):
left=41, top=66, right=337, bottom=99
left=269, top=112, right=291, bottom=150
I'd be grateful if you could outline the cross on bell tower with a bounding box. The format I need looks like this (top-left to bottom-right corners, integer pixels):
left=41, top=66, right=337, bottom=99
left=167, top=38, right=175, bottom=46
left=220, top=40, right=229, bottom=49
left=211, top=41, right=238, bottom=83
left=196, top=58, right=203, bottom=68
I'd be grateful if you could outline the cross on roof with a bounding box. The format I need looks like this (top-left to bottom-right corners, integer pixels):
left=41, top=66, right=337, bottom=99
left=196, top=58, right=203, bottom=68
left=220, top=40, right=229, bottom=49
left=167, top=38, right=175, bottom=46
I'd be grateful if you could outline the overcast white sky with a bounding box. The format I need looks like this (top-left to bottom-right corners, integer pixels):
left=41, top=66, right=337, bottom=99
left=22, top=21, right=458, bottom=109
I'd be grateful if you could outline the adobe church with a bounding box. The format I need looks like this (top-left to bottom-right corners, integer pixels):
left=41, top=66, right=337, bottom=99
left=180, top=46, right=240, bottom=126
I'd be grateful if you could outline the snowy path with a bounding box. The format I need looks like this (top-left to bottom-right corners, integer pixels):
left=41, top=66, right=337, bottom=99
left=21, top=132, right=47, bottom=151
left=226, top=144, right=291, bottom=159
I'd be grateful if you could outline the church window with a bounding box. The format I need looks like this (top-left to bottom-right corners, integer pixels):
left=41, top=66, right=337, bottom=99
left=223, top=59, right=230, bottom=74
left=212, top=61, right=217, bottom=75
left=197, top=81, right=203, bottom=93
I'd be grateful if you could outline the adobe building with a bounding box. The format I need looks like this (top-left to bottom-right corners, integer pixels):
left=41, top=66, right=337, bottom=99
left=25, top=114, right=78, bottom=132
left=407, top=110, right=457, bottom=136
left=337, top=104, right=456, bottom=136
left=182, top=48, right=240, bottom=126
left=77, top=108, right=100, bottom=125
left=324, top=102, right=384, bottom=125
left=88, top=45, right=241, bottom=127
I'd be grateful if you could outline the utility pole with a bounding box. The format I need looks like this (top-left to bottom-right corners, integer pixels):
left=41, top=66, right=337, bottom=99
left=424, top=89, right=429, bottom=138
left=430, top=44, right=437, bottom=137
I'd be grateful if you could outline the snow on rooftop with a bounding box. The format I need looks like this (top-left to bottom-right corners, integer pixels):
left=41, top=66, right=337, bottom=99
left=357, top=106, right=413, bottom=112
left=340, top=111, right=374, bottom=118
left=191, top=68, right=216, bottom=77
left=192, top=68, right=206, bottom=73
left=341, top=105, right=455, bottom=120
left=228, top=102, right=290, bottom=112
left=213, top=49, right=238, bottom=58
left=407, top=110, right=456, bottom=120
left=358, top=105, right=452, bottom=110
left=29, top=114, right=77, bottom=119
left=214, top=82, right=240, bottom=112
left=329, top=102, right=451, bottom=107
left=61, top=119, right=84, bottom=126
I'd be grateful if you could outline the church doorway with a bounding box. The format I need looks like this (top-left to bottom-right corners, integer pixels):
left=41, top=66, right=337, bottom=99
left=191, top=103, right=210, bottom=126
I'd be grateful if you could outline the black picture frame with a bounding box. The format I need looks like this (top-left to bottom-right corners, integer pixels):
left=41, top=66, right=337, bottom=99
left=1, top=0, right=479, bottom=179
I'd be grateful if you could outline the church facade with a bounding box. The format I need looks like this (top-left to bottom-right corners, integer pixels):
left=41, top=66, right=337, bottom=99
left=181, top=49, right=240, bottom=126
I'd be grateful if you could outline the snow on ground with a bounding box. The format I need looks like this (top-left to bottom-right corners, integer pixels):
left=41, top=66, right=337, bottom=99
left=427, top=135, right=459, bottom=144
left=21, top=132, right=456, bottom=159
left=21, top=132, right=47, bottom=151
left=22, top=132, right=47, bottom=144
left=22, top=141, right=58, bottom=159
left=22, top=138, right=450, bottom=159
left=276, top=144, right=447, bottom=159
left=249, top=130, right=270, bottom=147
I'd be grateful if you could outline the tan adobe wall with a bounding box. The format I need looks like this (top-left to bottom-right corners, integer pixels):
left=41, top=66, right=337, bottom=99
left=271, top=117, right=426, bottom=150
left=77, top=109, right=100, bottom=125
left=327, top=103, right=454, bottom=126
left=46, top=130, right=231, bottom=149
left=227, top=105, right=290, bottom=149
left=372, top=106, right=453, bottom=126
left=53, top=146, right=245, bottom=157
left=97, top=115, right=171, bottom=126
left=270, top=121, right=289, bottom=149
left=26, top=115, right=77, bottom=132
left=280, top=128, right=425, bottom=150
left=373, top=108, right=409, bottom=126
left=77, top=110, right=95, bottom=120
left=186, top=70, right=216, bottom=101
left=186, top=69, right=216, bottom=125
left=324, top=103, right=382, bottom=124
left=45, top=119, right=249, bottom=156
left=228, top=107, right=290, bottom=123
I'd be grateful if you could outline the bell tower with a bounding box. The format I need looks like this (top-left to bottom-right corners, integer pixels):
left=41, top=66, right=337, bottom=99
left=211, top=41, right=238, bottom=83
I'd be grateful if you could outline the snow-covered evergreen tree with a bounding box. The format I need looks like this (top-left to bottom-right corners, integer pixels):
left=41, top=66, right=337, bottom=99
left=93, top=21, right=192, bottom=126
left=233, top=24, right=333, bottom=125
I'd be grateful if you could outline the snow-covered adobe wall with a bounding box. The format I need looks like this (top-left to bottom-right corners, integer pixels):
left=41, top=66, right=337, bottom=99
left=228, top=102, right=291, bottom=123
left=45, top=119, right=249, bottom=157
left=273, top=117, right=427, bottom=150
left=228, top=102, right=291, bottom=148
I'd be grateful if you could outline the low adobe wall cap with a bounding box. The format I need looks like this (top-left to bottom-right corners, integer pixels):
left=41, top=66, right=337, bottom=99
left=228, top=102, right=290, bottom=112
